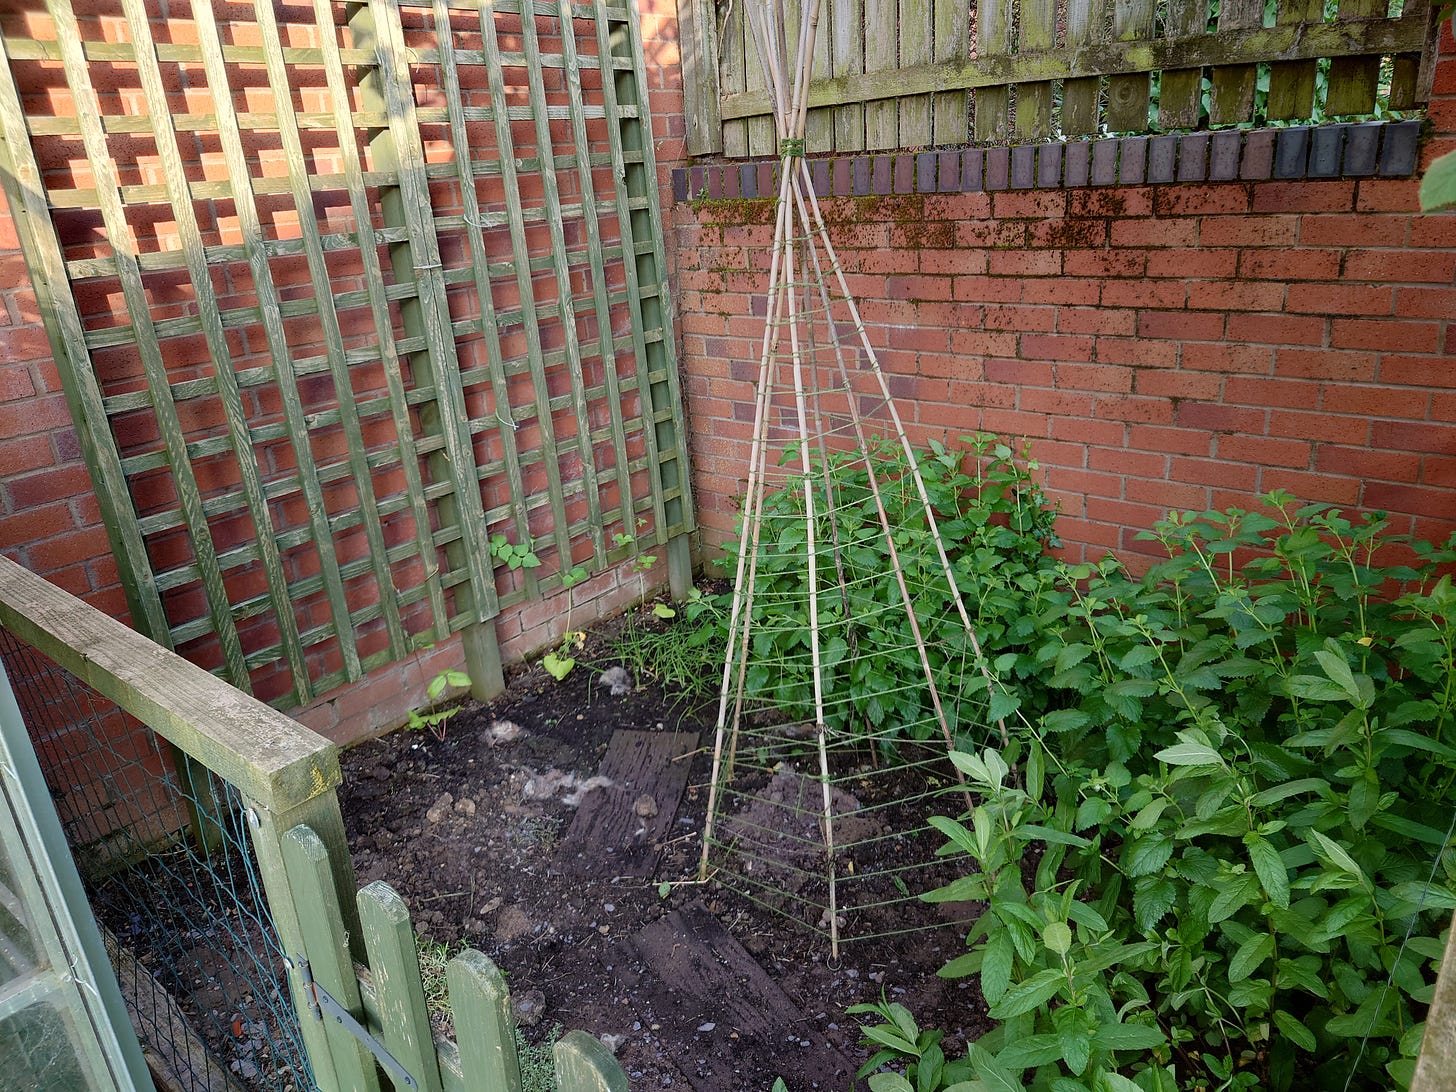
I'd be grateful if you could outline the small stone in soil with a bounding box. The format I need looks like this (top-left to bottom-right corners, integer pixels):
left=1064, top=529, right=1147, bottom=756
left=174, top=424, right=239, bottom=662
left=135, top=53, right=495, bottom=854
left=633, top=794, right=659, bottom=818
left=512, top=989, right=546, bottom=1027
left=697, top=1022, right=716, bottom=1033
left=425, top=792, right=454, bottom=824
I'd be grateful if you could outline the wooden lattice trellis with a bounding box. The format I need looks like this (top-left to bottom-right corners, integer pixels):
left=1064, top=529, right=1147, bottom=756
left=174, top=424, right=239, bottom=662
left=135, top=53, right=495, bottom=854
left=0, top=0, right=692, bottom=708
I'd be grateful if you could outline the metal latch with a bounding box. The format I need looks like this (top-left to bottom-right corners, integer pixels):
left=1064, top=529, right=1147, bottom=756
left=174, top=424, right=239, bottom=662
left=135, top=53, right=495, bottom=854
left=295, top=957, right=419, bottom=1090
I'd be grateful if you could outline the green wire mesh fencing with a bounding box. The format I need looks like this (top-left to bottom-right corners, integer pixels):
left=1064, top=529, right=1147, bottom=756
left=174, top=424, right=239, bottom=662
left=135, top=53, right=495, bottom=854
left=0, top=628, right=311, bottom=1092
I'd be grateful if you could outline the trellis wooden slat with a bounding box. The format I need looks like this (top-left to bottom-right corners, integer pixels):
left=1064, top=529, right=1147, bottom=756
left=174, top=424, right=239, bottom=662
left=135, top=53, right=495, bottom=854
left=308, top=0, right=451, bottom=642
left=5, top=0, right=692, bottom=707
left=251, top=0, right=412, bottom=664
left=1326, top=0, right=1385, bottom=117
left=371, top=0, right=499, bottom=624
left=555, top=0, right=639, bottom=544
left=46, top=0, right=253, bottom=690
left=517, top=3, right=611, bottom=572
left=1014, top=0, right=1057, bottom=141
left=1209, top=0, right=1263, bottom=126
left=608, top=0, right=697, bottom=569
left=182, top=0, right=353, bottom=695
left=429, top=0, right=541, bottom=601
left=1059, top=0, right=1103, bottom=137
left=1159, top=0, right=1208, bottom=131
left=699, top=0, right=1435, bottom=153
left=470, top=0, right=579, bottom=576
left=0, top=36, right=169, bottom=645
left=974, top=0, right=1011, bottom=141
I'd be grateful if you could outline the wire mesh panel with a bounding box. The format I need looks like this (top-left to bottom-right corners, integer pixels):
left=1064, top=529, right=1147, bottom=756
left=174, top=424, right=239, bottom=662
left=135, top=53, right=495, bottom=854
left=0, top=628, right=313, bottom=1092
left=0, top=0, right=693, bottom=709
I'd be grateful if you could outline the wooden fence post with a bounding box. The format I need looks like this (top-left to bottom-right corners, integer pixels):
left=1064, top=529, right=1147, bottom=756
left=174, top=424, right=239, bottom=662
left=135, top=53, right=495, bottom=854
left=555, top=1031, right=630, bottom=1092
left=446, top=949, right=522, bottom=1088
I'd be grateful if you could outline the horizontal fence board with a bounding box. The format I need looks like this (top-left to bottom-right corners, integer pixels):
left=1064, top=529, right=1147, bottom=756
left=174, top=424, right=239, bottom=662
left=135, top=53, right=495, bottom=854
left=720, top=17, right=1429, bottom=121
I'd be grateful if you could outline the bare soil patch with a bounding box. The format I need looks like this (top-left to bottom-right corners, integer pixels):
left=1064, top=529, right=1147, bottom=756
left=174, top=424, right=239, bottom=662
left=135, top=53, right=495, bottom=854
left=337, top=626, right=989, bottom=1090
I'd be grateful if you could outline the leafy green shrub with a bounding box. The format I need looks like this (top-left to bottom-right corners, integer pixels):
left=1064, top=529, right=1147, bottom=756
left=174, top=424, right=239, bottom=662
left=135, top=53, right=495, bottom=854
left=717, top=433, right=1059, bottom=748
left=861, top=496, right=1456, bottom=1090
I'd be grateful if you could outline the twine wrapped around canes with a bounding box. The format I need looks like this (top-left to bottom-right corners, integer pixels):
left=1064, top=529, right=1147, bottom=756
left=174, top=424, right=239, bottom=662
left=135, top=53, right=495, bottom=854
left=697, top=0, right=1012, bottom=958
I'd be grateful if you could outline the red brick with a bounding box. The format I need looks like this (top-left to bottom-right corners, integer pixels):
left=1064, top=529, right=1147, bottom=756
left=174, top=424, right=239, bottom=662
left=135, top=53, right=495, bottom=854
left=1062, top=249, right=1147, bottom=277
left=1097, top=337, right=1179, bottom=368
left=1130, top=425, right=1214, bottom=457
left=1345, top=248, right=1456, bottom=284
left=1269, top=410, right=1368, bottom=444
left=1321, top=384, right=1428, bottom=420
left=988, top=250, right=1063, bottom=277
left=1275, top=348, right=1376, bottom=382
left=1043, top=466, right=1124, bottom=498
left=1383, top=354, right=1456, bottom=389
left=1370, top=420, right=1456, bottom=453
left=1147, top=248, right=1238, bottom=279
left=993, top=191, right=1069, bottom=219
left=1297, top=213, right=1407, bottom=248
left=1316, top=445, right=1421, bottom=481
left=1018, top=388, right=1096, bottom=416
left=919, top=249, right=987, bottom=276
left=1137, top=310, right=1224, bottom=341
left=1363, top=482, right=1456, bottom=520
left=1199, top=215, right=1299, bottom=247
left=1224, top=377, right=1320, bottom=409
left=1154, top=186, right=1252, bottom=216
left=1088, top=446, right=1166, bottom=477
left=1021, top=279, right=1101, bottom=305
left=1225, top=311, right=1330, bottom=347
left=1186, top=280, right=1285, bottom=312
left=1126, top=478, right=1211, bottom=512
left=1180, top=342, right=1274, bottom=374
left=0, top=434, right=53, bottom=476
left=1100, top=281, right=1188, bottom=309
left=987, top=358, right=1052, bottom=385
left=1239, top=248, right=1341, bottom=280
left=1331, top=319, right=1441, bottom=353
left=1175, top=402, right=1266, bottom=433
left=1092, top=395, right=1175, bottom=423
left=1055, top=362, right=1134, bottom=392
left=952, top=276, right=1025, bottom=303
left=1134, top=369, right=1223, bottom=400
left=1355, top=179, right=1420, bottom=214
left=1216, top=434, right=1311, bottom=468
left=983, top=304, right=1056, bottom=331
left=1020, top=333, right=1095, bottom=362
left=1421, top=455, right=1456, bottom=488
left=1057, top=306, right=1136, bottom=336
left=1067, top=189, right=1154, bottom=218
left=1394, top=287, right=1456, bottom=320
left=1285, top=283, right=1394, bottom=316
left=1260, top=469, right=1361, bottom=506
left=1050, top=415, right=1126, bottom=446
left=1251, top=182, right=1356, bottom=214
left=1171, top=456, right=1258, bottom=491
left=1111, top=218, right=1199, bottom=247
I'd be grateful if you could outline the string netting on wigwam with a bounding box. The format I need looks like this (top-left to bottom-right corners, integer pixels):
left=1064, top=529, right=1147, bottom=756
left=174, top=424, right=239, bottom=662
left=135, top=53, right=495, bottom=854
left=697, top=1, right=1013, bottom=957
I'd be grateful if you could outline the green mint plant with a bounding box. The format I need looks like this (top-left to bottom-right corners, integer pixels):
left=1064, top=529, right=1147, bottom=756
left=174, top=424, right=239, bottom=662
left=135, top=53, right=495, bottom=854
left=860, top=495, right=1456, bottom=1091
left=718, top=433, right=1060, bottom=754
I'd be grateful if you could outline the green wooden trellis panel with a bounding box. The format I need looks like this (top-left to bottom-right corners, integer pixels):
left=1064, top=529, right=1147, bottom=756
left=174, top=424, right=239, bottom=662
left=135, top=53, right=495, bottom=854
left=0, top=0, right=694, bottom=708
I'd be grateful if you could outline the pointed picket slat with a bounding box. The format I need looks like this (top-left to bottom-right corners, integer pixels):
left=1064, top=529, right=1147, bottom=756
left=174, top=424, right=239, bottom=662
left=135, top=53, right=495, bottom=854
left=554, top=1032, right=630, bottom=1091
left=447, top=950, right=522, bottom=1088
left=358, top=882, right=445, bottom=1092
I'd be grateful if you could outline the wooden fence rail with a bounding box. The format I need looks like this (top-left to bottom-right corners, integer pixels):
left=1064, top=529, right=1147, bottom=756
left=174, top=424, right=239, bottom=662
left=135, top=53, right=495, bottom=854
left=683, top=0, right=1439, bottom=156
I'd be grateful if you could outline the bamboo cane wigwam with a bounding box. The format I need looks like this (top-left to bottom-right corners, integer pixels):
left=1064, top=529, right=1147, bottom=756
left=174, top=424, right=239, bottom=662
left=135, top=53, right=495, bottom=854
left=697, top=1, right=1011, bottom=957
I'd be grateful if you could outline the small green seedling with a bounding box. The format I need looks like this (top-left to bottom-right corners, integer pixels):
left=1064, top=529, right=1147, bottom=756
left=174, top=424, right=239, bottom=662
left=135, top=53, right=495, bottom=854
left=490, top=534, right=541, bottom=571
left=406, top=669, right=471, bottom=740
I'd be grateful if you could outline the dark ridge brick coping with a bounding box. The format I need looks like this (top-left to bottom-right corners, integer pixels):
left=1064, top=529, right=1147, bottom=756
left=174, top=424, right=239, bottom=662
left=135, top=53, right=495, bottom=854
left=671, top=120, right=1422, bottom=203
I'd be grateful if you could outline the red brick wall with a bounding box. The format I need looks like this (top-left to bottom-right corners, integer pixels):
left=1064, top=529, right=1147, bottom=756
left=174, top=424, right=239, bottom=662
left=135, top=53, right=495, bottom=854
left=674, top=25, right=1456, bottom=566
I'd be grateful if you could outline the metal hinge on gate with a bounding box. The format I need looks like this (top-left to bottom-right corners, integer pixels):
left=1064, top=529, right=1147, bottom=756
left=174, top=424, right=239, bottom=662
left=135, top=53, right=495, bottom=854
left=295, top=957, right=419, bottom=1090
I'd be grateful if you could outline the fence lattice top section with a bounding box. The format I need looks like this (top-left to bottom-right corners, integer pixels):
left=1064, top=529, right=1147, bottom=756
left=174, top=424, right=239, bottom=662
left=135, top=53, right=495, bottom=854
left=681, top=0, right=1437, bottom=157
left=0, top=0, right=690, bottom=708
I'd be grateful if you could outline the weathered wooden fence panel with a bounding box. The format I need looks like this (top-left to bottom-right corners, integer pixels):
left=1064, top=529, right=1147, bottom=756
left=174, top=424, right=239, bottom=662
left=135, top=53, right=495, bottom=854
left=687, top=0, right=1439, bottom=155
left=0, top=0, right=694, bottom=711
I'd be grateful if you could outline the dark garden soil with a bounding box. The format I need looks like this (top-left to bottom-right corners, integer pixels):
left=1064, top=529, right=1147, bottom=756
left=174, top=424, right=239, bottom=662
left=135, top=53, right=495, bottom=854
left=337, top=623, right=991, bottom=1091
